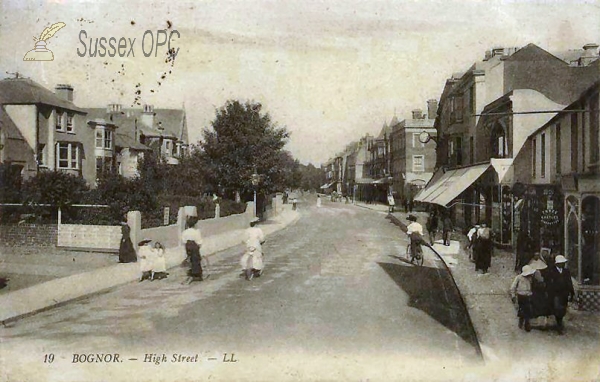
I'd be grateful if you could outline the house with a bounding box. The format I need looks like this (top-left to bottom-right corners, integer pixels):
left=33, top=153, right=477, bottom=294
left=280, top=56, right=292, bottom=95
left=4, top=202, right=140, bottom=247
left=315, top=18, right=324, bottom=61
left=416, top=44, right=599, bottom=247
left=0, top=79, right=94, bottom=183
left=513, top=80, right=600, bottom=310
left=389, top=101, right=437, bottom=205
left=364, top=122, right=393, bottom=203
left=85, top=103, right=189, bottom=177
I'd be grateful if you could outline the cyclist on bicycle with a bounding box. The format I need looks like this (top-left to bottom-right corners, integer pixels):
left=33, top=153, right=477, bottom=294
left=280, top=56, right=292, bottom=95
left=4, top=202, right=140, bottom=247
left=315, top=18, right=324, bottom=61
left=406, top=214, right=430, bottom=262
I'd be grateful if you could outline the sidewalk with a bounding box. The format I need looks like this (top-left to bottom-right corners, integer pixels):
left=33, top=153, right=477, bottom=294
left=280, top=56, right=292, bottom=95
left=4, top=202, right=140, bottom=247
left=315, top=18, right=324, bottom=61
left=0, top=208, right=300, bottom=324
left=377, top=207, right=600, bottom=378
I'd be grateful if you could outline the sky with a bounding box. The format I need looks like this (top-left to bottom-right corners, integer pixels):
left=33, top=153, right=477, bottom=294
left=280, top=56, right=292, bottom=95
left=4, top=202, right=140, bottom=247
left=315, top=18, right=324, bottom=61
left=1, top=0, right=599, bottom=165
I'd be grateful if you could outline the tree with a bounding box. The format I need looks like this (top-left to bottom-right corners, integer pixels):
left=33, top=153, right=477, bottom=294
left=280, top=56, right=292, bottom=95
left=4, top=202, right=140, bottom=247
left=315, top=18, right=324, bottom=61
left=22, top=170, right=88, bottom=207
left=197, top=100, right=290, bottom=199
left=299, top=163, right=326, bottom=192
left=0, top=163, right=23, bottom=203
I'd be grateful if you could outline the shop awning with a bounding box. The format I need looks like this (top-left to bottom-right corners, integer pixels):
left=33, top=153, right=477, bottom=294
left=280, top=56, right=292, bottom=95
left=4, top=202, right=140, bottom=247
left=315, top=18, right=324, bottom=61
left=320, top=182, right=334, bottom=189
left=374, top=177, right=393, bottom=184
left=355, top=178, right=375, bottom=184
left=491, top=158, right=514, bottom=185
left=414, top=163, right=491, bottom=206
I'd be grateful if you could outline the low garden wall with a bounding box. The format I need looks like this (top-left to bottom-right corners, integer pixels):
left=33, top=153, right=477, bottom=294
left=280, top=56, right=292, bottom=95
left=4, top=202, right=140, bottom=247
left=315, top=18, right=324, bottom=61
left=57, top=224, right=121, bottom=251
left=0, top=224, right=58, bottom=247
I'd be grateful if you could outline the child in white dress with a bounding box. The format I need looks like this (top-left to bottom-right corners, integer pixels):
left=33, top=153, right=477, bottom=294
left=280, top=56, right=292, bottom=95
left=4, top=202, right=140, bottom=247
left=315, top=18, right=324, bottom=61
left=152, top=241, right=168, bottom=280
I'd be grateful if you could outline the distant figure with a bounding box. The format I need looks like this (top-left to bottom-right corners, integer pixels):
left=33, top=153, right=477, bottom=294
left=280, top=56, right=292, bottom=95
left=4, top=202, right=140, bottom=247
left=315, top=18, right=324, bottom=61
left=516, top=230, right=534, bottom=272
left=442, top=215, right=453, bottom=246
left=182, top=216, right=203, bottom=283
left=317, top=195, right=322, bottom=208
left=138, top=238, right=154, bottom=281
left=510, top=265, right=536, bottom=332
left=467, top=224, right=480, bottom=262
left=476, top=223, right=492, bottom=274
left=118, top=222, right=137, bottom=263
left=292, top=198, right=297, bottom=211
left=426, top=212, right=439, bottom=246
left=545, top=255, right=575, bottom=334
left=240, top=218, right=266, bottom=280
left=152, top=241, right=168, bottom=280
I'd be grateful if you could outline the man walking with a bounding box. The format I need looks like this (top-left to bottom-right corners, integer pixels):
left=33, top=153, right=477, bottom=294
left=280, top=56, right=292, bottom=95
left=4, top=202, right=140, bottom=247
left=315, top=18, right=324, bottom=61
left=545, top=255, right=575, bottom=334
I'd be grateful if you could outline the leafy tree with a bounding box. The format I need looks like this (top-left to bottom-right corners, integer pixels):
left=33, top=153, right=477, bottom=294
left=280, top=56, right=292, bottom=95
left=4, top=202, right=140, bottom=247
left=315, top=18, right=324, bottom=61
left=0, top=163, right=23, bottom=203
left=22, top=170, right=88, bottom=207
left=299, top=163, right=326, bottom=191
left=197, top=100, right=290, bottom=199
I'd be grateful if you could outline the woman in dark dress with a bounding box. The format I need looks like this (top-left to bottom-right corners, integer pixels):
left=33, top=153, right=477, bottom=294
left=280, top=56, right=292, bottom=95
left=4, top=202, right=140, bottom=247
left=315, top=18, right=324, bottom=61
left=118, top=223, right=137, bottom=263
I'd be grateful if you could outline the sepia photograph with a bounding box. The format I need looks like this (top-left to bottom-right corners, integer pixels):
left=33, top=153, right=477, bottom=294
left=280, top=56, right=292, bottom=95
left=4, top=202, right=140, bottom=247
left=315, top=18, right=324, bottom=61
left=0, top=0, right=599, bottom=381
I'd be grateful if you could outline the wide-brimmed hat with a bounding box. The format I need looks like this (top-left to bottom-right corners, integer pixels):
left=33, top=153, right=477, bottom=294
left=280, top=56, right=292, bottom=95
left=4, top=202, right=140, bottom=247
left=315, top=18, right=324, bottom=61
left=554, top=255, right=568, bottom=264
left=407, top=215, right=417, bottom=222
left=521, top=265, right=536, bottom=276
left=138, top=238, right=152, bottom=246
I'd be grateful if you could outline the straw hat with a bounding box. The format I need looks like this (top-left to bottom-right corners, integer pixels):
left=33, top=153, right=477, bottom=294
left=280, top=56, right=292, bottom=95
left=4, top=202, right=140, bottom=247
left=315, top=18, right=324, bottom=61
left=521, top=265, right=536, bottom=277
left=554, top=255, right=568, bottom=264
left=138, top=238, right=152, bottom=246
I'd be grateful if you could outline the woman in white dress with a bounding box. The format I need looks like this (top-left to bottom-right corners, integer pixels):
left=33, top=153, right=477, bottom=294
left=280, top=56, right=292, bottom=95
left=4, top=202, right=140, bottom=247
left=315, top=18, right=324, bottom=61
left=240, top=219, right=266, bottom=280
left=138, top=239, right=154, bottom=281
left=316, top=195, right=322, bottom=208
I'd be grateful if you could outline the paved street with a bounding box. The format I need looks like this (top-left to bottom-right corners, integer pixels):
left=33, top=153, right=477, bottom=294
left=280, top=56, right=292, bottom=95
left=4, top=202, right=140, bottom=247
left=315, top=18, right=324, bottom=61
left=1, top=196, right=481, bottom=381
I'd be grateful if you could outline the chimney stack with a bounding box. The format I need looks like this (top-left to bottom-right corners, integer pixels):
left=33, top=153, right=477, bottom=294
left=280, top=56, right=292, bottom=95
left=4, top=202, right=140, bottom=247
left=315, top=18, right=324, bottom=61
left=55, top=84, right=73, bottom=102
left=412, top=109, right=423, bottom=120
left=427, top=99, right=438, bottom=120
left=581, top=43, right=599, bottom=66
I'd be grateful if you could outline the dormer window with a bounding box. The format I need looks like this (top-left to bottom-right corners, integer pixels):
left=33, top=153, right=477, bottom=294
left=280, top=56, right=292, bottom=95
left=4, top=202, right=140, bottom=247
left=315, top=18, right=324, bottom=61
left=66, top=114, right=74, bottom=133
left=55, top=111, right=64, bottom=131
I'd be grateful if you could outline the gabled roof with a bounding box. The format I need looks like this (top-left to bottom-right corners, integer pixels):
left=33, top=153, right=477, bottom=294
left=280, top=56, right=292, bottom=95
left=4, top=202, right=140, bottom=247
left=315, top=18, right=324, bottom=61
left=376, top=121, right=392, bottom=140
left=0, top=106, right=26, bottom=140
left=0, top=78, right=86, bottom=113
left=504, top=43, right=568, bottom=65
left=85, top=107, right=187, bottom=142
left=115, top=133, right=151, bottom=151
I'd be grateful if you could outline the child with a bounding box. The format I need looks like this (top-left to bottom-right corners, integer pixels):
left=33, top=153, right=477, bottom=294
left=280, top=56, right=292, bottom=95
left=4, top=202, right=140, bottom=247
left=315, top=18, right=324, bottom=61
left=138, top=239, right=154, bottom=282
left=510, top=265, right=536, bottom=332
left=152, top=241, right=168, bottom=280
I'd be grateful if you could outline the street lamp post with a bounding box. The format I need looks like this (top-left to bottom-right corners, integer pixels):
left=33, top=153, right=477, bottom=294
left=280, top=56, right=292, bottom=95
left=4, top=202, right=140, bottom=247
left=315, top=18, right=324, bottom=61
left=251, top=170, right=260, bottom=218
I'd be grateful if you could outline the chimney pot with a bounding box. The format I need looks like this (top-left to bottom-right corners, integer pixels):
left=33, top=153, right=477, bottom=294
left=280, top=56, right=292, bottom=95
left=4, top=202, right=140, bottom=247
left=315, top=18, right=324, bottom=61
left=412, top=109, right=423, bottom=120
left=427, top=99, right=438, bottom=120
left=55, top=84, right=74, bottom=102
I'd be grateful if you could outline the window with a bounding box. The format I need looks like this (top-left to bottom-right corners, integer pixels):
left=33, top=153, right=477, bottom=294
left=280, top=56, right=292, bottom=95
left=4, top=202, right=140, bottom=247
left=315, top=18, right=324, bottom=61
left=96, top=130, right=103, bottom=148
left=571, top=113, right=578, bottom=172
left=591, top=94, right=599, bottom=165
left=556, top=124, right=561, bottom=175
left=469, top=136, right=474, bottom=164
left=532, top=138, right=537, bottom=178
left=104, top=130, right=112, bottom=149
left=96, top=157, right=113, bottom=174
left=37, top=144, right=45, bottom=166
left=56, top=142, right=79, bottom=169
left=456, top=137, right=463, bottom=166
left=469, top=85, right=476, bottom=114
left=66, top=114, right=74, bottom=132
left=412, top=133, right=425, bottom=148
left=413, top=155, right=424, bottom=172
left=55, top=112, right=64, bottom=131
left=541, top=133, right=546, bottom=178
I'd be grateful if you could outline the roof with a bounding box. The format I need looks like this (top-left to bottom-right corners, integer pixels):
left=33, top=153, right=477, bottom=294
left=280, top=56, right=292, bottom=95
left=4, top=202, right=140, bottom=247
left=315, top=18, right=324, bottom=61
left=528, top=80, right=600, bottom=139
left=376, top=121, right=393, bottom=140
left=0, top=106, right=26, bottom=140
left=115, top=133, right=151, bottom=151
left=0, top=78, right=86, bottom=113
left=84, top=107, right=187, bottom=142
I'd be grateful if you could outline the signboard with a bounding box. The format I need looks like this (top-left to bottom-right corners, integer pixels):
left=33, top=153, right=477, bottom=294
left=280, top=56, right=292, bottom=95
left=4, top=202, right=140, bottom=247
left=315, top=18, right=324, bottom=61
left=163, top=207, right=170, bottom=226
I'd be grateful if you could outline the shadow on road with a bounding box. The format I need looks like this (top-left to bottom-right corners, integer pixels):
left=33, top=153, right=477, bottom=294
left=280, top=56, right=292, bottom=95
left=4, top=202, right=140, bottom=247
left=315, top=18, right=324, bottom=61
left=377, top=261, right=480, bottom=352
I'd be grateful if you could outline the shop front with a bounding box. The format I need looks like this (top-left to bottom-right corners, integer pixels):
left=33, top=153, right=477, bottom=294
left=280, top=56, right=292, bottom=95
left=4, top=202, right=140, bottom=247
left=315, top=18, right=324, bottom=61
left=564, top=175, right=600, bottom=311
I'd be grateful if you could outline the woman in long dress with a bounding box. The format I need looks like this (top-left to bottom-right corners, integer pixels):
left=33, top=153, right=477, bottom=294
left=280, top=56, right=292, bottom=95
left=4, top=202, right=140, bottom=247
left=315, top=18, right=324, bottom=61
left=316, top=195, right=322, bottom=208
left=182, top=216, right=203, bottom=283
left=138, top=239, right=154, bottom=281
left=118, top=223, right=137, bottom=263
left=240, top=219, right=266, bottom=280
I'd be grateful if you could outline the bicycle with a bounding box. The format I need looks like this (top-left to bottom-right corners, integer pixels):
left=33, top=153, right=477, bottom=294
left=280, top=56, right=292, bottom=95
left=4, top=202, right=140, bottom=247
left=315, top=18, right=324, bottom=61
left=406, top=242, right=424, bottom=266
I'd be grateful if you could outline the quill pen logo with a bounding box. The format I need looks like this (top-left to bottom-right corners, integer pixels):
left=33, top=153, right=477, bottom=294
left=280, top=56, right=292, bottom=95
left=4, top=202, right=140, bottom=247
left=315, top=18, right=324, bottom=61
left=23, top=22, right=66, bottom=61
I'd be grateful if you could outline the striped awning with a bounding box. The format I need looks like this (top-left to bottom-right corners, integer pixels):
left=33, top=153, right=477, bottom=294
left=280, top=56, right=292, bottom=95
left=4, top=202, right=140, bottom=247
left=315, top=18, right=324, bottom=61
left=414, top=164, right=491, bottom=206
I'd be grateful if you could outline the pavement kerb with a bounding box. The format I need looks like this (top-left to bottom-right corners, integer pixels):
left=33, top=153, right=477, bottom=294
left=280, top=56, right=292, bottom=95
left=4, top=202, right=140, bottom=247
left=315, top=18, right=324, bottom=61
left=0, top=210, right=300, bottom=325
left=386, top=213, right=485, bottom=362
